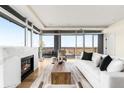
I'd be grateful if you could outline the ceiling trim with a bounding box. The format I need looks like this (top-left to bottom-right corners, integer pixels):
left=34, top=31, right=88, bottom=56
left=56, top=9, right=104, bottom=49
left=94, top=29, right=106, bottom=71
left=43, top=27, right=105, bottom=31
left=27, top=5, right=46, bottom=28
left=45, top=25, right=108, bottom=28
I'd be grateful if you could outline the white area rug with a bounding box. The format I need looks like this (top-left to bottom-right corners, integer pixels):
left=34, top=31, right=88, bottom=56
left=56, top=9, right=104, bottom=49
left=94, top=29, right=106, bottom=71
left=31, top=62, right=92, bottom=88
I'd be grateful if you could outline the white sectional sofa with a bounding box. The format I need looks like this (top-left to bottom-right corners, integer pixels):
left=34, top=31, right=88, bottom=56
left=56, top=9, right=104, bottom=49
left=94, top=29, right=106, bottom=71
left=75, top=53, right=124, bottom=88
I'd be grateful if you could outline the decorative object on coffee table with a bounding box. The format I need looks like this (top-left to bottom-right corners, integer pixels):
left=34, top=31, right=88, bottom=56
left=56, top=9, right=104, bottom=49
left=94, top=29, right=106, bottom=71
left=58, top=49, right=67, bottom=63
left=51, top=57, right=57, bottom=64
left=58, top=56, right=67, bottom=65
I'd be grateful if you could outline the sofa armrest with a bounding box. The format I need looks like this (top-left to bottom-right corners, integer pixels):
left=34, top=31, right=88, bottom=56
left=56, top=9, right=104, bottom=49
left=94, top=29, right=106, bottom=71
left=100, top=71, right=124, bottom=88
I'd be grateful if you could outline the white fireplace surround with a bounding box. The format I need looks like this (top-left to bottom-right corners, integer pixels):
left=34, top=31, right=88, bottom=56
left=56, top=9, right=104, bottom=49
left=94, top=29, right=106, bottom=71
left=0, top=47, right=38, bottom=88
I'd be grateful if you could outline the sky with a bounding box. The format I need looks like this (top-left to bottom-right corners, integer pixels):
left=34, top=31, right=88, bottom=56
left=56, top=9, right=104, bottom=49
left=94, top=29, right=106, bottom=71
left=0, top=17, right=39, bottom=47
left=0, top=17, right=24, bottom=46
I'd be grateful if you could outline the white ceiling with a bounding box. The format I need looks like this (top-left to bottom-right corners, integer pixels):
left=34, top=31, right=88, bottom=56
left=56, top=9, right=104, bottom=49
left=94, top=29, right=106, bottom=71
left=11, top=5, right=124, bottom=30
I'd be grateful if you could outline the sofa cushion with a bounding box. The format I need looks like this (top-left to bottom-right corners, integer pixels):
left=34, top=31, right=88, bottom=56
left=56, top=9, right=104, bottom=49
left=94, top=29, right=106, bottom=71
left=100, top=55, right=112, bottom=71
left=82, top=52, right=93, bottom=61
left=80, top=52, right=84, bottom=59
left=107, top=59, right=124, bottom=72
left=97, top=55, right=108, bottom=67
left=92, top=53, right=102, bottom=67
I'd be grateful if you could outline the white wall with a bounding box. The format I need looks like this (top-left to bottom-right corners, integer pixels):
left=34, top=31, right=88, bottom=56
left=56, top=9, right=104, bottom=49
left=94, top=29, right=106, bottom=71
left=103, top=19, right=124, bottom=58
left=0, top=48, right=4, bottom=87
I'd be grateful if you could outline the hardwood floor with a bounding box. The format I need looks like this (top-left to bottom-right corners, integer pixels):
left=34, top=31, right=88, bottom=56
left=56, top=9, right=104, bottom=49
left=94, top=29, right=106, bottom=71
left=17, top=59, right=49, bottom=88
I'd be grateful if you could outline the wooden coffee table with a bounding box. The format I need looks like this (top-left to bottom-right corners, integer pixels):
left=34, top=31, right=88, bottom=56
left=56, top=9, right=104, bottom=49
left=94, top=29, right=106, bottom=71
left=51, top=63, right=71, bottom=84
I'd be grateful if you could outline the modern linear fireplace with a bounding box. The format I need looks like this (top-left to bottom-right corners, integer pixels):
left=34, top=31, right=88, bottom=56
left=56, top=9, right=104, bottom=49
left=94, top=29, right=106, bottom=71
left=21, top=55, right=34, bottom=81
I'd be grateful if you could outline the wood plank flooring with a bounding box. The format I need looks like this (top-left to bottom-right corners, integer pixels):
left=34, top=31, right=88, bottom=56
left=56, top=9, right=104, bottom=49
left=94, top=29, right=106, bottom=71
left=17, top=59, right=50, bottom=88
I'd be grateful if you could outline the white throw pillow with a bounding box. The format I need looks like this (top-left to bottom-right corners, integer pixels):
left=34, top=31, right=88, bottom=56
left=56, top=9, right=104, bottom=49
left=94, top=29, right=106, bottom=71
left=92, top=53, right=102, bottom=67
left=107, top=59, right=124, bottom=72
left=80, top=52, right=84, bottom=59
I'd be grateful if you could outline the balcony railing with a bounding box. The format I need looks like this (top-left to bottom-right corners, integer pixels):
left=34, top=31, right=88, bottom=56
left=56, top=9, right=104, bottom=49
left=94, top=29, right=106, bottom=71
left=42, top=47, right=98, bottom=58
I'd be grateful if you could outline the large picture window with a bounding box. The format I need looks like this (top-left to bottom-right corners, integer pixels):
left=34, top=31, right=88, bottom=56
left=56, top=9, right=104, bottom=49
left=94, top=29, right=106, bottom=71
left=32, top=32, right=39, bottom=47
left=60, top=34, right=99, bottom=58
left=85, top=35, right=92, bottom=47
left=42, top=33, right=99, bottom=58
left=76, top=36, right=84, bottom=56
left=61, top=35, right=76, bottom=58
left=94, top=35, right=98, bottom=47
left=42, top=35, right=54, bottom=57
left=42, top=35, right=54, bottom=48
left=0, top=17, right=24, bottom=46
left=27, top=30, right=31, bottom=47
left=93, top=35, right=98, bottom=52
left=61, top=36, right=76, bottom=47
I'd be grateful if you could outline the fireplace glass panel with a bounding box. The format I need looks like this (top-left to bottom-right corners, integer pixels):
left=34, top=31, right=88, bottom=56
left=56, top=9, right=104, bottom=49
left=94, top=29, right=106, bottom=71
left=21, top=55, right=34, bottom=81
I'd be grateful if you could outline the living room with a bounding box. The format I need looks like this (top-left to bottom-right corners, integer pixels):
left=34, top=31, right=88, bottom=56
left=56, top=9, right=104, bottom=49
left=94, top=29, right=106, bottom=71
left=1, top=2, right=124, bottom=90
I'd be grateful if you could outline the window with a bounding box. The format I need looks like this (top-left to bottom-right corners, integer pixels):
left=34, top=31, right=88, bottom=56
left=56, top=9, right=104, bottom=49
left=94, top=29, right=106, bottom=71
left=85, top=35, right=92, bottom=47
left=61, top=35, right=76, bottom=58
left=42, top=33, right=99, bottom=58
left=0, top=17, right=24, bottom=46
left=76, top=36, right=84, bottom=56
left=93, top=35, right=98, bottom=52
left=61, top=34, right=99, bottom=57
left=94, top=35, right=98, bottom=47
left=61, top=36, right=76, bottom=47
left=27, top=30, right=31, bottom=47
left=42, top=35, right=54, bottom=48
left=32, top=32, right=39, bottom=47
left=77, top=36, right=84, bottom=47
left=42, top=35, right=54, bottom=57
left=84, top=34, right=98, bottom=52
